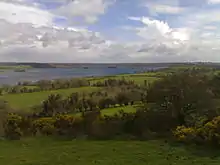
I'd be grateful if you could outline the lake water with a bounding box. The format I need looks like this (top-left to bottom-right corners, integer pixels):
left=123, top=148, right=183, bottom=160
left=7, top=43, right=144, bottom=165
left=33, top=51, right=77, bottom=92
left=0, top=65, right=167, bottom=85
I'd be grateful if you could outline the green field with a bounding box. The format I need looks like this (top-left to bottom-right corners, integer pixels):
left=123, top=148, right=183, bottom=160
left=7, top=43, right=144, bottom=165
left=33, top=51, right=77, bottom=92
left=0, top=137, right=219, bottom=165
left=89, top=73, right=160, bottom=85
left=1, top=87, right=100, bottom=111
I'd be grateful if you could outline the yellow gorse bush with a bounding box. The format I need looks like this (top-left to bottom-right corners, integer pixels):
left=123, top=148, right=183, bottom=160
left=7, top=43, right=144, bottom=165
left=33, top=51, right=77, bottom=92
left=173, top=126, right=197, bottom=143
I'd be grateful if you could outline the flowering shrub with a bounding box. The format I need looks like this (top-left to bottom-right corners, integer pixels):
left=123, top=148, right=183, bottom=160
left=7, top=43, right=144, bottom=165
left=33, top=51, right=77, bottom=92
left=173, top=126, right=198, bottom=143
left=4, top=113, right=23, bottom=140
left=54, top=114, right=84, bottom=136
left=199, top=116, right=220, bottom=145
left=32, top=117, right=56, bottom=135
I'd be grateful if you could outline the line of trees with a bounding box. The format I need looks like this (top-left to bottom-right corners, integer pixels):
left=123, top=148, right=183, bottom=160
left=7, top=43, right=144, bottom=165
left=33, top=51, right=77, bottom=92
left=92, top=78, right=135, bottom=87
left=32, top=88, right=143, bottom=118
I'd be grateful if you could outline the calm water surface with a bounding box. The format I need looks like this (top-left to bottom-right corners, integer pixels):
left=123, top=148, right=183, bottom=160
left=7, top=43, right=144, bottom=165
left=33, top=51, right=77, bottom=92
left=0, top=65, right=166, bottom=85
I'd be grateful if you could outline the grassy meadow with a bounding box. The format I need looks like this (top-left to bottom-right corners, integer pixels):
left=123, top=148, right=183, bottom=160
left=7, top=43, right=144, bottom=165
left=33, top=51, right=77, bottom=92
left=0, top=137, right=219, bottom=165
left=1, top=87, right=100, bottom=111
left=101, top=105, right=137, bottom=116
left=89, top=72, right=161, bottom=85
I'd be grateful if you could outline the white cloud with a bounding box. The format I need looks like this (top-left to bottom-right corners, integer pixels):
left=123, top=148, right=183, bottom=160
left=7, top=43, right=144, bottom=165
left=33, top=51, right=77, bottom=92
left=0, top=0, right=117, bottom=62
left=0, top=2, right=54, bottom=27
left=204, top=25, right=217, bottom=30
left=208, top=0, right=220, bottom=4
left=55, top=0, right=114, bottom=24
left=142, top=0, right=185, bottom=16
left=1, top=0, right=220, bottom=63
left=129, top=17, right=190, bottom=42
left=193, top=11, right=220, bottom=23
left=147, top=4, right=185, bottom=15
left=125, top=14, right=220, bottom=62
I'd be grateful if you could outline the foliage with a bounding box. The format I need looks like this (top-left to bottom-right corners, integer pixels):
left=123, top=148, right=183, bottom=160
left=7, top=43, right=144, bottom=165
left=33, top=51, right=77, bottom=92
left=199, top=116, right=220, bottom=145
left=40, top=94, right=65, bottom=117
left=133, top=109, right=178, bottom=136
left=146, top=70, right=215, bottom=126
left=3, top=113, right=23, bottom=140
left=89, top=116, right=123, bottom=139
left=98, top=97, right=115, bottom=109
left=115, top=92, right=131, bottom=106
left=173, top=126, right=198, bottom=143
left=173, top=116, right=220, bottom=146
left=54, top=114, right=84, bottom=137
left=32, top=117, right=56, bottom=136
left=65, top=92, right=79, bottom=111
left=210, top=73, right=220, bottom=98
left=92, top=78, right=135, bottom=87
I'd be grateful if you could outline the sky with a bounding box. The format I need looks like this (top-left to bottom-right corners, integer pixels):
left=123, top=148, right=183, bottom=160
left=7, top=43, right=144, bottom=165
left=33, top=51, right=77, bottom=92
left=1, top=0, right=220, bottom=63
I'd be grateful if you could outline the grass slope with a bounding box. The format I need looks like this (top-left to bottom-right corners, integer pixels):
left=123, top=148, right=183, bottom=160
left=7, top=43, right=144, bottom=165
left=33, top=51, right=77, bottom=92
left=2, top=87, right=100, bottom=111
left=89, top=73, right=160, bottom=85
left=0, top=137, right=219, bottom=165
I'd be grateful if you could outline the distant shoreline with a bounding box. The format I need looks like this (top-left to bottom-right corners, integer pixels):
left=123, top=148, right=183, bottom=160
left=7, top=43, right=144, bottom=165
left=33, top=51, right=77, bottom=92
left=0, top=66, right=166, bottom=86
left=0, top=62, right=216, bottom=69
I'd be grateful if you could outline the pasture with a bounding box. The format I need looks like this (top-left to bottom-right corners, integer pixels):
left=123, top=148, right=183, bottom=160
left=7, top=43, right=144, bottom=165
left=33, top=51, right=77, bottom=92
left=89, top=72, right=161, bottom=85
left=101, top=105, right=137, bottom=116
left=1, top=87, right=100, bottom=111
left=0, top=137, right=219, bottom=165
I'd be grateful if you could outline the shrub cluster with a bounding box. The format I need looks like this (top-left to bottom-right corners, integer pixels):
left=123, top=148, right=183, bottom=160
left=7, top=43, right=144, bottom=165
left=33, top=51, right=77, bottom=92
left=92, top=78, right=135, bottom=87
left=173, top=116, right=220, bottom=146
left=3, top=109, right=178, bottom=140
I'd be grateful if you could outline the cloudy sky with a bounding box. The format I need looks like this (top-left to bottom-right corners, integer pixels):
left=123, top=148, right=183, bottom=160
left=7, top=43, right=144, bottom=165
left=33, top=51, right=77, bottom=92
left=0, top=0, right=220, bottom=62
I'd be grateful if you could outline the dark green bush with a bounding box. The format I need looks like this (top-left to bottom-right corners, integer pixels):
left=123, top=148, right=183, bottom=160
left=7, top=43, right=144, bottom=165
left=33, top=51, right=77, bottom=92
left=32, top=117, right=56, bottom=136
left=89, top=115, right=124, bottom=139
left=54, top=114, right=84, bottom=137
left=145, top=70, right=215, bottom=126
left=4, top=113, right=23, bottom=140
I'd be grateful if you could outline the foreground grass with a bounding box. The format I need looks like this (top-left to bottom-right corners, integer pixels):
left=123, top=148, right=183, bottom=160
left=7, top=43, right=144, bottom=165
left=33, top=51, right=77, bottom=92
left=0, top=137, right=219, bottom=165
left=1, top=87, right=100, bottom=111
